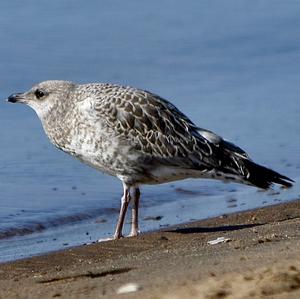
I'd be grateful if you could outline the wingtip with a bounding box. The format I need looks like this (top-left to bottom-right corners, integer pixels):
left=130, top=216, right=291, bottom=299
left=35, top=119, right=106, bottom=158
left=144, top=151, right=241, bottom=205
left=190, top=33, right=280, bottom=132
left=242, top=159, right=294, bottom=190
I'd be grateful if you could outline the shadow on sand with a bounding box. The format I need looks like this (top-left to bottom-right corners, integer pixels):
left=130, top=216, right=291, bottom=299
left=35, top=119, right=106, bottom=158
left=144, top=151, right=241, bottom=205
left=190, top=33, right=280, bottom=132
left=166, top=223, right=263, bottom=234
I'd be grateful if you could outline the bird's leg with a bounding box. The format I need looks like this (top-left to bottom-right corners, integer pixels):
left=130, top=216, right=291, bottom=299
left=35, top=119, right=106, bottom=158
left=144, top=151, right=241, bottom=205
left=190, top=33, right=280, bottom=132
left=114, top=184, right=131, bottom=239
left=129, top=187, right=140, bottom=237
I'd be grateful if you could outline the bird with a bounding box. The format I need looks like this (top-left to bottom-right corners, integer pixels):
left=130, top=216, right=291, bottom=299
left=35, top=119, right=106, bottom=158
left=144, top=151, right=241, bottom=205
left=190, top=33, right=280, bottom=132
left=7, top=80, right=293, bottom=239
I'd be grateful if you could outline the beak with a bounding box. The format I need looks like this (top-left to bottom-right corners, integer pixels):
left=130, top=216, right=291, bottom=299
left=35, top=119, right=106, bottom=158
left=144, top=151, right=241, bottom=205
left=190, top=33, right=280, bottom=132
left=7, top=93, right=25, bottom=103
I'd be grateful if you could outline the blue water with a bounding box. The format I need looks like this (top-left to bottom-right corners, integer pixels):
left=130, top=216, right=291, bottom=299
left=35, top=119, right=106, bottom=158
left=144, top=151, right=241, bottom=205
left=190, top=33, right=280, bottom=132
left=0, top=1, right=300, bottom=262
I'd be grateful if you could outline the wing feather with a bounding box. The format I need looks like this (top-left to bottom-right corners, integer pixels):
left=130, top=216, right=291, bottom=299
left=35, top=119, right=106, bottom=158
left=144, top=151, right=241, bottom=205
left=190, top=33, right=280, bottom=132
left=79, top=84, right=215, bottom=170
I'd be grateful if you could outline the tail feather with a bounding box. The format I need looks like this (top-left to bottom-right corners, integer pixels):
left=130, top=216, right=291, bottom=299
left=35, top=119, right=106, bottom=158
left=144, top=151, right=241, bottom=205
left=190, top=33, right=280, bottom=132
left=205, top=138, right=293, bottom=190
left=242, top=159, right=294, bottom=189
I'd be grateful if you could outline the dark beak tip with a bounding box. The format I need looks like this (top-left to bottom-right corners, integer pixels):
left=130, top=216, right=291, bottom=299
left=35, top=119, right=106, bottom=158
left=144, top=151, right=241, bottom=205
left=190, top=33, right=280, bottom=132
left=7, top=93, right=22, bottom=103
left=7, top=95, right=16, bottom=103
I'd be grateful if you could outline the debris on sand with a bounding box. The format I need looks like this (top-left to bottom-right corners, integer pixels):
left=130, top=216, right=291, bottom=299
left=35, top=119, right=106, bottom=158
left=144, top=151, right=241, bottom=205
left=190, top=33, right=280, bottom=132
left=207, top=237, right=232, bottom=245
left=116, top=283, right=142, bottom=294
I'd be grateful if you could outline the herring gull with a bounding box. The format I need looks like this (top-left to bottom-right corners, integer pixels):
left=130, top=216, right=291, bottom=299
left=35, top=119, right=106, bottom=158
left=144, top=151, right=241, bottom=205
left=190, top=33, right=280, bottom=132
left=7, top=80, right=293, bottom=239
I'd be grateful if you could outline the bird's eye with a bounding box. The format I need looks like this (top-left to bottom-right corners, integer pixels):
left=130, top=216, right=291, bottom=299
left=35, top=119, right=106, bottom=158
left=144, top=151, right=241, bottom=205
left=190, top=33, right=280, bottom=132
left=34, top=89, right=45, bottom=99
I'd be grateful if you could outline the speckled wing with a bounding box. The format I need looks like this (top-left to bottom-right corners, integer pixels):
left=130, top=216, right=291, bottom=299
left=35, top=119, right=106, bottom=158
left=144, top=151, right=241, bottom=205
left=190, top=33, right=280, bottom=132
left=197, top=127, right=250, bottom=159
left=78, top=84, right=248, bottom=176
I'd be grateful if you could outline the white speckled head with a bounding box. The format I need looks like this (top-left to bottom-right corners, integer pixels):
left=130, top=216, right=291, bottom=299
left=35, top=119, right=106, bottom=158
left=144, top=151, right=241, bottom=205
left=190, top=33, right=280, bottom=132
left=8, top=80, right=76, bottom=119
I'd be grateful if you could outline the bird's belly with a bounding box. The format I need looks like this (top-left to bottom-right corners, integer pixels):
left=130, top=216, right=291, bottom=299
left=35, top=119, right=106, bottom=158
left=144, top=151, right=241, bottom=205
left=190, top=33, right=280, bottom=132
left=143, top=165, right=238, bottom=185
left=145, top=166, right=204, bottom=184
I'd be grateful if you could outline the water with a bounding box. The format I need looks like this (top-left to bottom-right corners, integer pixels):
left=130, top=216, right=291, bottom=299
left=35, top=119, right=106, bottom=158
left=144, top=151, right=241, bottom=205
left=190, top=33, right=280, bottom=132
left=0, top=1, right=299, bottom=262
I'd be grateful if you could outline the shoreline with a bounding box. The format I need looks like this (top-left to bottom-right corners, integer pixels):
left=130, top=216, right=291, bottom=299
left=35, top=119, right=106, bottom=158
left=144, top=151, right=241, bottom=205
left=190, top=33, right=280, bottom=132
left=1, top=199, right=300, bottom=298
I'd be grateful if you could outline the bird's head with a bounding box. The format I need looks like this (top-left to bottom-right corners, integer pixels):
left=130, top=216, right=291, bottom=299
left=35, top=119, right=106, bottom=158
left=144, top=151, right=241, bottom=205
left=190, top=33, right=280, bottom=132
left=7, top=80, right=76, bottom=119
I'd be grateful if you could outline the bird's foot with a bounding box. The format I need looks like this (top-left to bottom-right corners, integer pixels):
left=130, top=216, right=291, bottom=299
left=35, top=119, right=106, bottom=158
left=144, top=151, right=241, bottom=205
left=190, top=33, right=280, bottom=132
left=128, top=229, right=140, bottom=237
left=113, top=233, right=124, bottom=240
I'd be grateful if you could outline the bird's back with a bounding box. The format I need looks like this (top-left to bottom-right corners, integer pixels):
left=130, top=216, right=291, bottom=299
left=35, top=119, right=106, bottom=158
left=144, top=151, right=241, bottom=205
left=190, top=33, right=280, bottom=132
left=72, top=83, right=293, bottom=188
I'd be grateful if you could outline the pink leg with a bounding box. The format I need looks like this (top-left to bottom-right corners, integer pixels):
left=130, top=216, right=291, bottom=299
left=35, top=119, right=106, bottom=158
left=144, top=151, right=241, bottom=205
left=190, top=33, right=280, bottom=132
left=129, top=187, right=140, bottom=237
left=114, top=184, right=131, bottom=239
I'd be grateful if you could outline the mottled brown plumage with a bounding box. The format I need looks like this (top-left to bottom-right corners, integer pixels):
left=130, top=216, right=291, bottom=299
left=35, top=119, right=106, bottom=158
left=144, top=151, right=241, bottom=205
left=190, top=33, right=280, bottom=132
left=7, top=80, right=293, bottom=239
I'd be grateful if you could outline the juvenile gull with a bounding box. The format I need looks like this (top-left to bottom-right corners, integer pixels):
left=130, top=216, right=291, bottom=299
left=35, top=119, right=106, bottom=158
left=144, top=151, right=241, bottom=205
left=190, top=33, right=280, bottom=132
left=7, top=81, right=293, bottom=239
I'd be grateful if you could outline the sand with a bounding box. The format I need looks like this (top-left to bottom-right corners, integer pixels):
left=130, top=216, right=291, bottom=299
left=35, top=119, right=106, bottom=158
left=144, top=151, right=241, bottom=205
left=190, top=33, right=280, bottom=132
left=0, top=199, right=300, bottom=299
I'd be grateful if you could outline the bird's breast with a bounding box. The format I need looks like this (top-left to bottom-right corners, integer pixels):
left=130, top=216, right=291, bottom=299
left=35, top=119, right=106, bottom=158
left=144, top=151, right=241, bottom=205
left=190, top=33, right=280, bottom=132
left=45, top=117, right=131, bottom=176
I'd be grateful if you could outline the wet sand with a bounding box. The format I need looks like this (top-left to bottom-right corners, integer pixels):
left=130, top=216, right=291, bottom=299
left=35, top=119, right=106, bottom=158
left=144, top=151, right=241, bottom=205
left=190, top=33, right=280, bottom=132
left=1, top=199, right=300, bottom=299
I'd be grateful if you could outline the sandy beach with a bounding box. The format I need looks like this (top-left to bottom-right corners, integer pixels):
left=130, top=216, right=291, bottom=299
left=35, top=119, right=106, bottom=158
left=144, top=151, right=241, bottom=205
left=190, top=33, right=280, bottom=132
left=0, top=199, right=299, bottom=298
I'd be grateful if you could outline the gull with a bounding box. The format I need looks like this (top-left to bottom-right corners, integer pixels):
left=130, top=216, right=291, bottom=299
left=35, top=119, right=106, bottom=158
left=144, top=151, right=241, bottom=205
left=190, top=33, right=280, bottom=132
left=7, top=80, right=293, bottom=239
